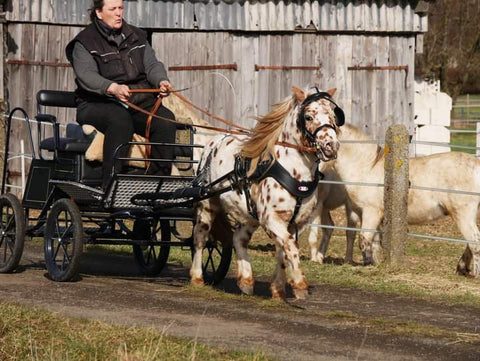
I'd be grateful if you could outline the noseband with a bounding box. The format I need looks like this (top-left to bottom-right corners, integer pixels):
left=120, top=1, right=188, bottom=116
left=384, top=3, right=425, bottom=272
left=296, top=89, right=345, bottom=158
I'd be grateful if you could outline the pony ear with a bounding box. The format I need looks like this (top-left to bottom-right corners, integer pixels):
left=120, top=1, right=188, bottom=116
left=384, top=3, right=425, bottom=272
left=326, top=87, right=337, bottom=97
left=292, top=86, right=306, bottom=103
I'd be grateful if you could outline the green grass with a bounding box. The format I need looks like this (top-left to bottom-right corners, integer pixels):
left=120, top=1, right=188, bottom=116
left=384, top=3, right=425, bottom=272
left=449, top=126, right=477, bottom=154
left=452, top=94, right=480, bottom=121
left=0, top=301, right=272, bottom=361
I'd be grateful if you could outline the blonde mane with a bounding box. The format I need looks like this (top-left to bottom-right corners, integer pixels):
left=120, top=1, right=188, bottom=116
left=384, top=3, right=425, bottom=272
left=241, top=95, right=297, bottom=173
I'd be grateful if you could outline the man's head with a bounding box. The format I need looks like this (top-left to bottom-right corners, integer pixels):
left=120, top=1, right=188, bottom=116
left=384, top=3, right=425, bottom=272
left=90, top=0, right=123, bottom=30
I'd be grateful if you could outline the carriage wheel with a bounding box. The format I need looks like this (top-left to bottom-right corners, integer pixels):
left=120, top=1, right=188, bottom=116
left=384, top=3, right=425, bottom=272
left=0, top=193, right=26, bottom=273
left=192, top=236, right=233, bottom=285
left=44, top=198, right=84, bottom=282
left=132, top=219, right=170, bottom=276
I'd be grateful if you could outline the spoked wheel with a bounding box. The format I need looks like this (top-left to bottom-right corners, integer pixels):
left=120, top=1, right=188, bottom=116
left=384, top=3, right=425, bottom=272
left=132, top=219, right=171, bottom=276
left=0, top=193, right=26, bottom=273
left=200, top=237, right=233, bottom=285
left=44, top=198, right=84, bottom=282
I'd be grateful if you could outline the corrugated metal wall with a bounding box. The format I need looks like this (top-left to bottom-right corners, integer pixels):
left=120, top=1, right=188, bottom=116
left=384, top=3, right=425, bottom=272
left=6, top=0, right=428, bottom=33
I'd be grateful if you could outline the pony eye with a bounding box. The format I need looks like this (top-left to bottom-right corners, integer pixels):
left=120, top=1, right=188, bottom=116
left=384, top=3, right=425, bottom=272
left=305, top=114, right=313, bottom=122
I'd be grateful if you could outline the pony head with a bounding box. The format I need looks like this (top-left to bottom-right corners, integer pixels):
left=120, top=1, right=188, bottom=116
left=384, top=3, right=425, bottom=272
left=292, top=86, right=341, bottom=162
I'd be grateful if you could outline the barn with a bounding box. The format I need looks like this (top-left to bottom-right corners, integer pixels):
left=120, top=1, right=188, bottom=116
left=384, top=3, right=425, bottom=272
left=1, top=0, right=432, bottom=191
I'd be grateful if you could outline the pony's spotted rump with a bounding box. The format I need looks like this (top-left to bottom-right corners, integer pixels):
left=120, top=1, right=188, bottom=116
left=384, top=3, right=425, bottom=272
left=190, top=86, right=341, bottom=299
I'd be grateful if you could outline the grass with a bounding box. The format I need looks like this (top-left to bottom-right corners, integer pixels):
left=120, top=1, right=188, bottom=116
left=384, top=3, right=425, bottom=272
left=452, top=94, right=480, bottom=121
left=449, top=94, right=479, bottom=154
left=0, top=301, right=272, bottom=361
left=164, top=212, right=480, bottom=308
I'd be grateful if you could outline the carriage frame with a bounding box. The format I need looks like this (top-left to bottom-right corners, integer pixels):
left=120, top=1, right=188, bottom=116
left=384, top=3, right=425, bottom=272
left=0, top=89, right=232, bottom=283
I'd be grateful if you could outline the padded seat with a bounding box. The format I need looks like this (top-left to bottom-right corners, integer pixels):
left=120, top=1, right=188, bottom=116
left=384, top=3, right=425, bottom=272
left=40, top=123, right=94, bottom=153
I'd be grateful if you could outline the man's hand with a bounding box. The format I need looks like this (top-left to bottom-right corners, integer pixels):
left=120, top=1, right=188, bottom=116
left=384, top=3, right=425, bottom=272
left=159, top=80, right=172, bottom=97
left=107, top=83, right=130, bottom=102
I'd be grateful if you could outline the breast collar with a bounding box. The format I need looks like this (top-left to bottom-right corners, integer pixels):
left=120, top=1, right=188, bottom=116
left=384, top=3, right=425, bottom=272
left=235, top=156, right=323, bottom=225
left=254, top=159, right=322, bottom=198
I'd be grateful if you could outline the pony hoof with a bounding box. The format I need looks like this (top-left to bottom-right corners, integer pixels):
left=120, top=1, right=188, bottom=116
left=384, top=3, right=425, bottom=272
left=238, top=277, right=254, bottom=295
left=238, top=284, right=254, bottom=296
left=191, top=277, right=205, bottom=286
left=271, top=288, right=286, bottom=300
left=293, top=288, right=308, bottom=300
left=362, top=252, right=373, bottom=266
left=310, top=254, right=324, bottom=264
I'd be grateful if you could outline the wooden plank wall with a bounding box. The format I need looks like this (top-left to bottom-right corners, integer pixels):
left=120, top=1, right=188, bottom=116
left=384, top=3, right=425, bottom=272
left=153, top=31, right=415, bottom=135
left=4, top=23, right=415, bottom=196
left=5, top=23, right=82, bottom=195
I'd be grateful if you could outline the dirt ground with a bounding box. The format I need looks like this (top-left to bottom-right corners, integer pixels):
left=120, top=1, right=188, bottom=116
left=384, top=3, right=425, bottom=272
left=1, top=241, right=480, bottom=361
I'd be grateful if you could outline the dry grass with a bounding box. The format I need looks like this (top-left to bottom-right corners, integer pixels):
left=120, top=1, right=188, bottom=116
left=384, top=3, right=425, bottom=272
left=237, top=207, right=480, bottom=306
left=0, top=301, right=272, bottom=361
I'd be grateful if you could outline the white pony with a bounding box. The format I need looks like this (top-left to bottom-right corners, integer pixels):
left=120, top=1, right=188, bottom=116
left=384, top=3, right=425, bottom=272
left=330, top=124, right=480, bottom=277
left=190, top=87, right=342, bottom=299
left=307, top=169, right=360, bottom=264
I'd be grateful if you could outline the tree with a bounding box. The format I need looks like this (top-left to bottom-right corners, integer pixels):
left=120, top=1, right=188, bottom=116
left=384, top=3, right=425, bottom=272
left=415, top=0, right=480, bottom=99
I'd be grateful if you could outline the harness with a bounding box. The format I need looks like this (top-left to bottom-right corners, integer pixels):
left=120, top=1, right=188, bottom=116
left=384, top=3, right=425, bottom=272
left=233, top=155, right=323, bottom=225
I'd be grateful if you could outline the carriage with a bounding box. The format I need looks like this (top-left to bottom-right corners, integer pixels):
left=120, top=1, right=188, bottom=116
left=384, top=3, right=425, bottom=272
left=0, top=89, right=233, bottom=283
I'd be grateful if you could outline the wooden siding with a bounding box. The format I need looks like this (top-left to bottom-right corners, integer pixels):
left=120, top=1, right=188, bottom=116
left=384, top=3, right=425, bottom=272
left=153, top=31, right=414, bottom=136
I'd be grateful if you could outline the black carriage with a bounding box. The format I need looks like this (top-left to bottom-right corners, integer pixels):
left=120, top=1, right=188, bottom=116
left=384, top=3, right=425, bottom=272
left=0, top=90, right=232, bottom=283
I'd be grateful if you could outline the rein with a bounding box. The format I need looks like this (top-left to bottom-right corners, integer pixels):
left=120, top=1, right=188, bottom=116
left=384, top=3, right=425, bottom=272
left=125, top=88, right=320, bottom=155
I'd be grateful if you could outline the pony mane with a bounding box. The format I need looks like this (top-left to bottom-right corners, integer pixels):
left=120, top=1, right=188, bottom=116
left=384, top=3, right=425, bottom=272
left=241, top=95, right=297, bottom=173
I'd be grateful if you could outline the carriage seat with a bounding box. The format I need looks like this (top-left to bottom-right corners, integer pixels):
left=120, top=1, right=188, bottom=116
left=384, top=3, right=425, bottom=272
left=39, top=124, right=95, bottom=153
left=36, top=89, right=194, bottom=164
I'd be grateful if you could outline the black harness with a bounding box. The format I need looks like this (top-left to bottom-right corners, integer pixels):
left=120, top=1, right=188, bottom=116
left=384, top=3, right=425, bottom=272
left=195, top=89, right=344, bottom=226
left=233, top=155, right=323, bottom=225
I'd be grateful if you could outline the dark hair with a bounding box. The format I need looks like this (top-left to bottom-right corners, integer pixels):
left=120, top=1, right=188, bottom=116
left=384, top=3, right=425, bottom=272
left=89, top=0, right=104, bottom=22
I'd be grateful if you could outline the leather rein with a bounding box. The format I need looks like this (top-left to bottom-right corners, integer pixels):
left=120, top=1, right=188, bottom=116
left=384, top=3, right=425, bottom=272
left=125, top=88, right=320, bottom=155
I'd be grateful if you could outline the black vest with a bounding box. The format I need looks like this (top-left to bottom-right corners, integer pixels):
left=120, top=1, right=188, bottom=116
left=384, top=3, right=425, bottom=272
left=66, top=20, right=153, bottom=106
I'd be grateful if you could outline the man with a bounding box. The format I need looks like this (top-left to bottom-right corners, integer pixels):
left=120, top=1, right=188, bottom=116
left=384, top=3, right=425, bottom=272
left=66, top=0, right=177, bottom=190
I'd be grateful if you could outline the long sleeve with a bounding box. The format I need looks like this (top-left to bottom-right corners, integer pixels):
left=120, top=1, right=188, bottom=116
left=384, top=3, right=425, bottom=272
left=143, top=43, right=169, bottom=87
left=71, top=42, right=113, bottom=95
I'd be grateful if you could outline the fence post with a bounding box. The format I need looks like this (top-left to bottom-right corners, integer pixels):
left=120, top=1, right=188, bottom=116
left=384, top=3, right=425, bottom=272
left=383, top=124, right=409, bottom=265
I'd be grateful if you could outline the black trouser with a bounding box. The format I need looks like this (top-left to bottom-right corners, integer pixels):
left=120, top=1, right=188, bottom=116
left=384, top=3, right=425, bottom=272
left=76, top=100, right=177, bottom=188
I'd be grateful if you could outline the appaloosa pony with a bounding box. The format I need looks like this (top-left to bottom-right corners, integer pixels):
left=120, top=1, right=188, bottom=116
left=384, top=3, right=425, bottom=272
left=330, top=124, right=480, bottom=277
left=190, top=86, right=343, bottom=299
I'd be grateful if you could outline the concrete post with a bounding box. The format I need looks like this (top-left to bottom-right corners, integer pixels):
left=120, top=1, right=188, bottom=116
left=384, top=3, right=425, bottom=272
left=383, top=124, right=409, bottom=265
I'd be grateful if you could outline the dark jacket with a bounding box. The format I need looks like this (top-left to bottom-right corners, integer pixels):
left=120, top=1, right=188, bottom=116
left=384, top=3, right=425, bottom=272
left=66, top=19, right=159, bottom=106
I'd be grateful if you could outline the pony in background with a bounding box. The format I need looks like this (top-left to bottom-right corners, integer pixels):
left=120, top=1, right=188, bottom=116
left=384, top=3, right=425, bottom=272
left=190, top=86, right=342, bottom=299
left=307, top=169, right=359, bottom=264
left=328, top=123, right=480, bottom=277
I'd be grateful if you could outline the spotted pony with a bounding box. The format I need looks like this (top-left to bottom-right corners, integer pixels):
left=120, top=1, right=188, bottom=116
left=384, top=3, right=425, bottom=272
left=190, top=86, right=343, bottom=299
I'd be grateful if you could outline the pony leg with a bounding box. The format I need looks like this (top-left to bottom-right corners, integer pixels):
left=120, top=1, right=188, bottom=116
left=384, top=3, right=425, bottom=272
left=357, top=210, right=382, bottom=265
left=190, top=200, right=216, bottom=286
left=317, top=210, right=334, bottom=263
left=271, top=245, right=287, bottom=299
left=232, top=225, right=256, bottom=295
left=345, top=204, right=359, bottom=264
left=452, top=207, right=480, bottom=277
left=267, top=226, right=308, bottom=300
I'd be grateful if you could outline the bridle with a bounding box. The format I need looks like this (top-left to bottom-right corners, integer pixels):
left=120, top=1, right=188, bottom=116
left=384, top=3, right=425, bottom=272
left=296, top=88, right=345, bottom=160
